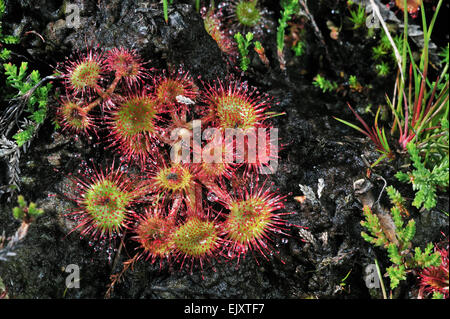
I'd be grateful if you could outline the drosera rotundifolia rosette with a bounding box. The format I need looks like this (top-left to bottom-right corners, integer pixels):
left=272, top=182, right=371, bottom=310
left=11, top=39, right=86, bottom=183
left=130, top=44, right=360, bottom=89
left=201, top=0, right=274, bottom=62
left=216, top=0, right=274, bottom=39
left=55, top=47, right=300, bottom=276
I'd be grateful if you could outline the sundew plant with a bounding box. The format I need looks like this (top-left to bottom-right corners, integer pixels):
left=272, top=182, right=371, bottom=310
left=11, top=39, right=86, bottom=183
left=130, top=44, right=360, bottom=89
left=0, top=0, right=447, bottom=302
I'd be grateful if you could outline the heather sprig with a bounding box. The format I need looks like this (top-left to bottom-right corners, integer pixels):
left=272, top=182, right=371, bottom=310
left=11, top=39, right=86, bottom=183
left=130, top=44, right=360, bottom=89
left=3, top=62, right=52, bottom=146
left=291, top=39, right=306, bottom=57
left=0, top=195, right=44, bottom=262
left=395, top=142, right=449, bottom=210
left=360, top=186, right=442, bottom=290
left=12, top=195, right=44, bottom=221
left=254, top=40, right=269, bottom=66
left=312, top=74, right=338, bottom=93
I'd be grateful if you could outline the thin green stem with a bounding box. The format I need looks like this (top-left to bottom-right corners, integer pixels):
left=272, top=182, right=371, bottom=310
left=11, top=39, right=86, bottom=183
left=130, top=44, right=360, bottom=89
left=163, top=0, right=169, bottom=23
left=374, top=259, right=388, bottom=299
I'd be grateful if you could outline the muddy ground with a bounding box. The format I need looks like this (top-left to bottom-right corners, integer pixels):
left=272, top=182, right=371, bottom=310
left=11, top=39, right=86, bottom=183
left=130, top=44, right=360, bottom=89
left=0, top=0, right=448, bottom=299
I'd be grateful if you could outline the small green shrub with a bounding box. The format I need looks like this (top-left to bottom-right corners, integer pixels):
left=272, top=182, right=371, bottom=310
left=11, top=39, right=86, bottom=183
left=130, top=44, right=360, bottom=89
left=0, top=0, right=19, bottom=60
left=3, top=62, right=53, bottom=146
left=361, top=186, right=441, bottom=289
left=13, top=195, right=44, bottom=221
left=395, top=143, right=449, bottom=210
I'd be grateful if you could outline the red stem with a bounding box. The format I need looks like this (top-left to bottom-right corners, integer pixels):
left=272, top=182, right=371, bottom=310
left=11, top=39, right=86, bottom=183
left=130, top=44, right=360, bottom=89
left=83, top=74, right=122, bottom=112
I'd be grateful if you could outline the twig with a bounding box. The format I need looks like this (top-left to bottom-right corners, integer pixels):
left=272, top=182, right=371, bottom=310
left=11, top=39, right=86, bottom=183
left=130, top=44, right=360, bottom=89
left=368, top=0, right=404, bottom=81
left=374, top=258, right=388, bottom=299
left=24, top=30, right=45, bottom=43
left=105, top=252, right=138, bottom=299
left=373, top=173, right=387, bottom=207
left=0, top=135, right=21, bottom=197
left=0, top=221, right=30, bottom=261
left=299, top=0, right=329, bottom=58
left=0, top=75, right=61, bottom=135
left=110, top=229, right=127, bottom=271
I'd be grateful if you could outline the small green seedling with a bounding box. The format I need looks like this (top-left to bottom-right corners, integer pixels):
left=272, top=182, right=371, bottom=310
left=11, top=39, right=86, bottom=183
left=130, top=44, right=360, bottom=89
left=13, top=195, right=44, bottom=222
left=313, top=74, right=338, bottom=93
left=292, top=40, right=306, bottom=57
left=234, top=32, right=254, bottom=72
left=348, top=3, right=366, bottom=29
left=376, top=62, right=390, bottom=77
left=340, top=269, right=352, bottom=289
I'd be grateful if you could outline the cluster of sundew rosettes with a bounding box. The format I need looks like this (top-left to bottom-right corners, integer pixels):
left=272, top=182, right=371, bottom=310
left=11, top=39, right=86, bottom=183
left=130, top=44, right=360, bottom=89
left=57, top=47, right=294, bottom=274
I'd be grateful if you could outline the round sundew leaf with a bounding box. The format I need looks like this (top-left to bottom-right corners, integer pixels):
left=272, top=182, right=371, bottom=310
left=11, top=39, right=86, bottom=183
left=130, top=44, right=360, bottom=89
left=60, top=101, right=90, bottom=131
left=226, top=198, right=271, bottom=244
left=154, top=165, right=193, bottom=192
left=156, top=78, right=188, bottom=104
left=136, top=216, right=175, bottom=257
left=203, top=9, right=236, bottom=56
left=127, top=134, right=152, bottom=155
left=114, top=96, right=158, bottom=137
left=83, top=180, right=131, bottom=232
left=70, top=60, right=102, bottom=90
left=109, top=53, right=139, bottom=77
left=235, top=0, right=261, bottom=27
left=201, top=162, right=228, bottom=178
left=216, top=94, right=258, bottom=129
left=173, top=217, right=219, bottom=257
